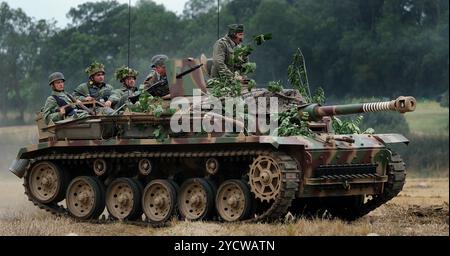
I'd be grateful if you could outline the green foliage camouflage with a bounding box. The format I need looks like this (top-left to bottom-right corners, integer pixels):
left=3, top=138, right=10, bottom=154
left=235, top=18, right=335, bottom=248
left=288, top=49, right=311, bottom=100
left=267, top=81, right=283, bottom=93
left=129, top=91, right=174, bottom=117
left=273, top=107, right=312, bottom=137
left=277, top=50, right=371, bottom=136
left=114, top=66, right=138, bottom=81
left=332, top=116, right=374, bottom=135
left=85, top=61, right=105, bottom=76
left=208, top=77, right=242, bottom=98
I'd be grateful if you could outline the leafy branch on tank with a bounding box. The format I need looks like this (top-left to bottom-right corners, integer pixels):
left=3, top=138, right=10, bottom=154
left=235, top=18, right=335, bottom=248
left=276, top=49, right=374, bottom=136
left=129, top=90, right=175, bottom=117
left=272, top=107, right=313, bottom=137
left=332, top=116, right=374, bottom=135
left=208, top=76, right=242, bottom=97
left=267, top=81, right=284, bottom=93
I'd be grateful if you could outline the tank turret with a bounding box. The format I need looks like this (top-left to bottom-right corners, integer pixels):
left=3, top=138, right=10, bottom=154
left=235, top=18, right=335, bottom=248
left=301, top=96, right=416, bottom=121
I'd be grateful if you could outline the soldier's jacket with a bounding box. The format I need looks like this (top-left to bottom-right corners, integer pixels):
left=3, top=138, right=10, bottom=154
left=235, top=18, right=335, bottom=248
left=42, top=91, right=88, bottom=125
left=109, top=87, right=138, bottom=109
left=139, top=69, right=170, bottom=97
left=211, top=35, right=249, bottom=80
left=140, top=69, right=167, bottom=91
left=73, top=81, right=114, bottom=102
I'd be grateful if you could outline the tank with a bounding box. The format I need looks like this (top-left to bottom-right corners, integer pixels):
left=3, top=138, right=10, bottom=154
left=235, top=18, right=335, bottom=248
left=9, top=58, right=417, bottom=224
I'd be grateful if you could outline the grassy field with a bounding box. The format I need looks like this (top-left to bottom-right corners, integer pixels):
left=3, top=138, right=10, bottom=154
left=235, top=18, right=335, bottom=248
left=404, top=100, right=449, bottom=135
left=0, top=178, right=447, bottom=236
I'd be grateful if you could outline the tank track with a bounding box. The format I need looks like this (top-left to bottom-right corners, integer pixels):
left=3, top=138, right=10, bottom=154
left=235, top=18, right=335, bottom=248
left=344, top=151, right=406, bottom=220
left=246, top=152, right=300, bottom=222
left=23, top=148, right=300, bottom=225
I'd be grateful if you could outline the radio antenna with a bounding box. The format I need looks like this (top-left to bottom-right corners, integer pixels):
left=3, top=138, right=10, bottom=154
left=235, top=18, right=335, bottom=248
left=217, top=0, right=220, bottom=39
left=127, top=0, right=131, bottom=67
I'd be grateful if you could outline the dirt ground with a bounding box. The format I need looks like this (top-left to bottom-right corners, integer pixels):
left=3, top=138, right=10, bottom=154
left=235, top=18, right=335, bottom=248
left=0, top=176, right=447, bottom=236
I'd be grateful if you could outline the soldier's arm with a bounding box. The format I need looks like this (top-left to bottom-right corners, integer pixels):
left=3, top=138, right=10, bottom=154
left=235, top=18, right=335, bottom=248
left=73, top=84, right=87, bottom=101
left=108, top=89, right=122, bottom=107
left=42, top=97, right=63, bottom=125
left=213, top=41, right=234, bottom=79
left=102, top=84, right=114, bottom=107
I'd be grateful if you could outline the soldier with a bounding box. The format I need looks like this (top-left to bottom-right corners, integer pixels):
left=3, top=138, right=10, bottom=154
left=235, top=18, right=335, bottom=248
left=140, top=54, right=170, bottom=99
left=110, top=66, right=139, bottom=110
left=211, top=24, right=248, bottom=82
left=73, top=61, right=115, bottom=114
left=42, top=72, right=90, bottom=125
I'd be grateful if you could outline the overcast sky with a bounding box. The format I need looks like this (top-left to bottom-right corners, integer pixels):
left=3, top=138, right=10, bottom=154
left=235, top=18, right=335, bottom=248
left=3, top=0, right=189, bottom=28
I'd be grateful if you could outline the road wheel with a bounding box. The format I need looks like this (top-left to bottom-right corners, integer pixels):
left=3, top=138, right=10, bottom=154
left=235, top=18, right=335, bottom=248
left=66, top=176, right=105, bottom=220
left=178, top=178, right=215, bottom=221
left=106, top=178, right=142, bottom=220
left=142, top=179, right=178, bottom=224
left=216, top=179, right=252, bottom=222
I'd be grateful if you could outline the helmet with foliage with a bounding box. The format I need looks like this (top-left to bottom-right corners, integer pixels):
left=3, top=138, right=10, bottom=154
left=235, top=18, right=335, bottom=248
left=151, top=54, right=168, bottom=68
left=85, top=61, right=105, bottom=77
left=114, top=66, right=138, bottom=82
left=48, top=72, right=65, bottom=85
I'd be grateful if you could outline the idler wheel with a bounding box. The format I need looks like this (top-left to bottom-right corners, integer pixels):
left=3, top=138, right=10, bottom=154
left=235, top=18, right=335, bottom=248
left=27, top=161, right=67, bottom=204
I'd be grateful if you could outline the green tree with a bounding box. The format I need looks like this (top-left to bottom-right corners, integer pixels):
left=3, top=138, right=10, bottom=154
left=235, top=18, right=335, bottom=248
left=0, top=2, right=53, bottom=123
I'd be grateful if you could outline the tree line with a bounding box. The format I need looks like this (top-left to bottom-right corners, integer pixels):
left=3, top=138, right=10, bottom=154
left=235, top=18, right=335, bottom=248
left=0, top=0, right=448, bottom=123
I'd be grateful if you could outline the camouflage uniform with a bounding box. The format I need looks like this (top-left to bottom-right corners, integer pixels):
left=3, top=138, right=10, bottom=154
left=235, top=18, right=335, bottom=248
left=73, top=81, right=114, bottom=102
left=109, top=87, right=139, bottom=109
left=42, top=91, right=88, bottom=125
left=211, top=24, right=248, bottom=80
left=73, top=82, right=115, bottom=115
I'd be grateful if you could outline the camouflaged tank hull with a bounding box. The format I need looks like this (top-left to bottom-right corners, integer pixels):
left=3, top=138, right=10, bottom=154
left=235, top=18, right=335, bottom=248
left=10, top=112, right=409, bottom=224
left=8, top=58, right=415, bottom=224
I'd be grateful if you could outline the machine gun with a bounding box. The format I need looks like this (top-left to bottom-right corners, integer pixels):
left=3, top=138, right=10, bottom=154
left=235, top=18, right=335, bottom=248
left=122, top=63, right=205, bottom=108
left=146, top=63, right=204, bottom=97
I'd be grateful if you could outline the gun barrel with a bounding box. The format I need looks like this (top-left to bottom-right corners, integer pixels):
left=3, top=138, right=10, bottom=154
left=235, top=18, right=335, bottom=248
left=302, top=96, right=416, bottom=121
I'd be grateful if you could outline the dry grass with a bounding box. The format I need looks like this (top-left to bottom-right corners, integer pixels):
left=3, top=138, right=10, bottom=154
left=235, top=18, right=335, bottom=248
left=0, top=178, right=447, bottom=236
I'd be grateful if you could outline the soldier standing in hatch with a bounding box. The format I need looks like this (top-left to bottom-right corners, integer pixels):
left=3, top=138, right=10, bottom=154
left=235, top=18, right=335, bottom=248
left=109, top=66, right=139, bottom=110
left=73, top=61, right=115, bottom=114
left=211, top=24, right=248, bottom=82
left=42, top=72, right=90, bottom=125
left=140, top=54, right=170, bottom=99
